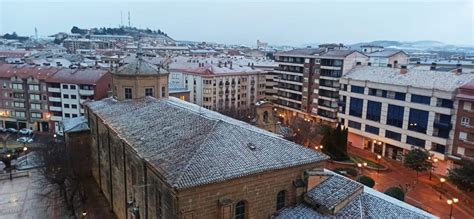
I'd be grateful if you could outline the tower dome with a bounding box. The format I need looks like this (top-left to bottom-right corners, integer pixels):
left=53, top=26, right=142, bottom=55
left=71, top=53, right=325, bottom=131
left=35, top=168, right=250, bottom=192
left=112, top=54, right=169, bottom=101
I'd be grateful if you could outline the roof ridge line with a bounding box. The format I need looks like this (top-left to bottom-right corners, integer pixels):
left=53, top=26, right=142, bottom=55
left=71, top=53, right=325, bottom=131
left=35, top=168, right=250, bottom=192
left=173, top=120, right=221, bottom=188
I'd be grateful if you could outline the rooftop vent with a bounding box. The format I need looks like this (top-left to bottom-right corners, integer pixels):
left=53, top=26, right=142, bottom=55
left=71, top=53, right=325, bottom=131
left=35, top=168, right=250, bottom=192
left=247, top=143, right=256, bottom=150
left=400, top=65, right=408, bottom=74
left=430, top=62, right=437, bottom=71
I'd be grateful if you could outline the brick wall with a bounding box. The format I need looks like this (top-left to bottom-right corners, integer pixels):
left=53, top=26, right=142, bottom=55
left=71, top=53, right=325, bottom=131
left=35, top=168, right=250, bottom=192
left=177, top=162, right=324, bottom=219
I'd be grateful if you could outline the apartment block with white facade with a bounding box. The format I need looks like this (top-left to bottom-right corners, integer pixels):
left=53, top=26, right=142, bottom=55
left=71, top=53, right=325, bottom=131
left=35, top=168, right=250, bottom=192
left=338, top=65, right=474, bottom=174
left=46, top=68, right=111, bottom=133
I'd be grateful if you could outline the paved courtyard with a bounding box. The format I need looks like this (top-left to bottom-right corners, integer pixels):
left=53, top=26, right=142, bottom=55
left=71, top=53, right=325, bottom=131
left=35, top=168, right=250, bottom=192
left=326, top=147, right=474, bottom=219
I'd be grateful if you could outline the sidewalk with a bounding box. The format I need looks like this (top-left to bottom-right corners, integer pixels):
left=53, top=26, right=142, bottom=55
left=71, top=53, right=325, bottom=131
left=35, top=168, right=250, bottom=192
left=326, top=147, right=474, bottom=219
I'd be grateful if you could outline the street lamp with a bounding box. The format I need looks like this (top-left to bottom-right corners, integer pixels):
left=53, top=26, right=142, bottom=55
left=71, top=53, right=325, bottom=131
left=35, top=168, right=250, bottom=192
left=376, top=155, right=382, bottom=174
left=23, top=146, right=28, bottom=165
left=357, top=163, right=363, bottom=175
left=6, top=153, right=12, bottom=180
left=447, top=198, right=459, bottom=219
left=429, top=157, right=438, bottom=180
left=81, top=210, right=87, bottom=218
left=439, top=177, right=446, bottom=199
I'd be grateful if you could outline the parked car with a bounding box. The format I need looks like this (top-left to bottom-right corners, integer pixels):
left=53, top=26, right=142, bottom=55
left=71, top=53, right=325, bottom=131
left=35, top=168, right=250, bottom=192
left=6, top=128, right=18, bottom=133
left=0, top=128, right=7, bottom=133
left=19, top=128, right=33, bottom=135
left=17, top=137, right=33, bottom=143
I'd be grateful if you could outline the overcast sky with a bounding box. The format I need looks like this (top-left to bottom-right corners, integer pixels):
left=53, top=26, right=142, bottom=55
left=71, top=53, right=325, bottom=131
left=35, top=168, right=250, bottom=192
left=0, top=0, right=472, bottom=46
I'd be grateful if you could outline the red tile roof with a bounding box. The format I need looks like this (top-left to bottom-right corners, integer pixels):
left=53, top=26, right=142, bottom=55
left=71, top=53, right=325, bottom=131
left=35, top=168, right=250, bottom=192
left=47, top=68, right=111, bottom=85
left=0, top=50, right=29, bottom=58
left=0, top=63, right=59, bottom=80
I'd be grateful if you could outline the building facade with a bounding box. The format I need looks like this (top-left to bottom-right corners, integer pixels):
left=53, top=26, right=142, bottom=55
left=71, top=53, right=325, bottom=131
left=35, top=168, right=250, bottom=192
left=338, top=65, right=474, bottom=174
left=170, top=61, right=267, bottom=112
left=274, top=48, right=368, bottom=125
left=452, top=81, right=474, bottom=164
left=47, top=68, right=111, bottom=133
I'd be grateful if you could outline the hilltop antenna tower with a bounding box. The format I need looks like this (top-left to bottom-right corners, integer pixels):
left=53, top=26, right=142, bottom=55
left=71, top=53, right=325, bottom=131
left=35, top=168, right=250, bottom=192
left=120, top=11, right=123, bottom=27
left=128, top=11, right=131, bottom=27
left=34, top=27, right=38, bottom=39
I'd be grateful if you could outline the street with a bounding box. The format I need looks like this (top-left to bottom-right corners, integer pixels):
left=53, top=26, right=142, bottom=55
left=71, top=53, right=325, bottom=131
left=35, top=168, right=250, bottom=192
left=326, top=147, right=474, bottom=219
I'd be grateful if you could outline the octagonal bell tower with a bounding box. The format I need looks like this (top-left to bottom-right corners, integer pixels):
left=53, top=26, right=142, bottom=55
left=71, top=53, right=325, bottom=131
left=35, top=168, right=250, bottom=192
left=113, top=52, right=169, bottom=101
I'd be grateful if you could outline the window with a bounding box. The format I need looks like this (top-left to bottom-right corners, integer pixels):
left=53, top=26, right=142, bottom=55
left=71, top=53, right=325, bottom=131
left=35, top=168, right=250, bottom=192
left=64, top=113, right=70, bottom=118
left=276, top=191, right=286, bottom=210
left=235, top=201, right=246, bottom=219
left=13, top=102, right=25, bottom=108
left=14, top=111, right=26, bottom=118
left=461, top=117, right=470, bottom=126
left=145, top=88, right=154, bottom=97
left=71, top=95, right=77, bottom=99
left=71, top=104, right=78, bottom=109
left=408, top=109, right=429, bottom=134
left=161, top=86, right=166, bottom=97
left=349, top=97, right=363, bottom=117
left=366, top=101, right=381, bottom=122
left=31, top=103, right=41, bottom=110
left=386, top=105, right=404, bottom=128
left=437, top=98, right=453, bottom=108
left=125, top=88, right=133, bottom=99
left=406, top=136, right=425, bottom=148
left=459, top=132, right=467, bottom=140
left=31, top=113, right=42, bottom=118
left=12, top=83, right=23, bottom=90
left=463, top=102, right=472, bottom=111
left=62, top=84, right=68, bottom=89
left=385, top=130, right=402, bottom=141
left=64, top=104, right=70, bottom=108
left=28, top=84, right=40, bottom=91
left=70, top=85, right=76, bottom=90
left=365, top=125, right=379, bottom=135
left=63, top=94, right=69, bottom=99
left=30, top=94, right=40, bottom=100
left=351, top=85, right=364, bottom=94
left=348, top=120, right=361, bottom=130
left=411, top=94, right=431, bottom=105
left=72, top=114, right=77, bottom=118
left=457, top=147, right=465, bottom=155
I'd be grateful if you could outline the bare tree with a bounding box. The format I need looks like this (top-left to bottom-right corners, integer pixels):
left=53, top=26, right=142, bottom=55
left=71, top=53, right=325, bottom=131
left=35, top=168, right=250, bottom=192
left=37, top=138, right=89, bottom=217
left=289, top=118, right=324, bottom=147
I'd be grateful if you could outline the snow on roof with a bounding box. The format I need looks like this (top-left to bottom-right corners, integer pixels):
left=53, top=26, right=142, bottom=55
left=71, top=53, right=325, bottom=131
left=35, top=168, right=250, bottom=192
left=86, top=96, right=328, bottom=189
left=168, top=56, right=271, bottom=75
left=276, top=170, right=436, bottom=219
left=343, top=66, right=474, bottom=92
left=47, top=68, right=110, bottom=84
left=61, top=116, right=90, bottom=133
left=368, top=49, right=406, bottom=57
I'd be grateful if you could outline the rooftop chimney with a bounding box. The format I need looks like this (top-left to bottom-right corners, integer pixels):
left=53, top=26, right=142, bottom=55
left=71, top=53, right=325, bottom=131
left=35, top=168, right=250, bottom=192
left=430, top=62, right=437, bottom=71
left=224, top=62, right=227, bottom=67
left=400, top=65, right=408, bottom=74
left=356, top=62, right=361, bottom=66
left=230, top=61, right=233, bottom=69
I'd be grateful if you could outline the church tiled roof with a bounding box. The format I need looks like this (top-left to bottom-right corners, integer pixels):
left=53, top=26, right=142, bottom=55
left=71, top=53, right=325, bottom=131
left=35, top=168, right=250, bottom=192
left=86, top=96, right=328, bottom=189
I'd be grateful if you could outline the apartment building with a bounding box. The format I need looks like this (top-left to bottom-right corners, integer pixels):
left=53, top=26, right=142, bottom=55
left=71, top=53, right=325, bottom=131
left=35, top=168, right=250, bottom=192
left=366, top=49, right=409, bottom=67
left=274, top=47, right=367, bottom=125
left=63, top=38, right=114, bottom=53
left=47, top=68, right=112, bottom=133
left=338, top=65, right=474, bottom=174
left=169, top=59, right=267, bottom=112
left=0, top=64, right=57, bottom=131
left=452, top=80, right=474, bottom=165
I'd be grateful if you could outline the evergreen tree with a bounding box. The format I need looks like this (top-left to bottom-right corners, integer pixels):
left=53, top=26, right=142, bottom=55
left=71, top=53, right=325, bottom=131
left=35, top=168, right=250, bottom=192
left=448, top=161, right=474, bottom=192
left=404, top=148, right=433, bottom=180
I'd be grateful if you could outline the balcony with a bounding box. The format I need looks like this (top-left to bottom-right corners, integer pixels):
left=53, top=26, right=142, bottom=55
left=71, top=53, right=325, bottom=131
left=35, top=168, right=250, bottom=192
left=49, top=97, right=61, bottom=102
left=48, top=87, right=61, bottom=93
left=433, top=120, right=452, bottom=129
left=79, top=89, right=94, bottom=96
left=49, top=106, right=62, bottom=111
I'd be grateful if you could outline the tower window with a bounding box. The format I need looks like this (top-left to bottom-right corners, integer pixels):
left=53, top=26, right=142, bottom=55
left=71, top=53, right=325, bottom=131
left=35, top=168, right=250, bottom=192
left=145, top=88, right=154, bottom=97
left=161, top=87, right=166, bottom=98
left=125, top=88, right=133, bottom=99
left=235, top=200, right=246, bottom=219
left=276, top=190, right=286, bottom=210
